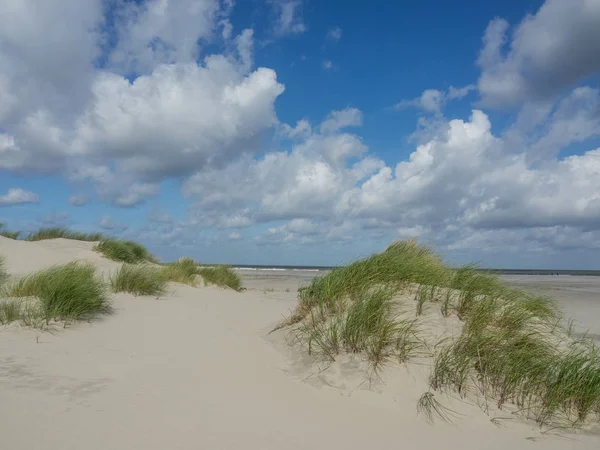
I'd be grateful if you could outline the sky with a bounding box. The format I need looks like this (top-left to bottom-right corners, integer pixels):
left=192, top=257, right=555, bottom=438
left=1, top=0, right=600, bottom=269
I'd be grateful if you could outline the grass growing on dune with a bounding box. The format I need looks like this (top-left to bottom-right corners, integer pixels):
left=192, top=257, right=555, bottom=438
left=0, top=255, right=7, bottom=286
left=282, top=239, right=600, bottom=427
left=25, top=227, right=104, bottom=242
left=297, top=288, right=420, bottom=370
left=1, top=262, right=110, bottom=324
left=0, top=223, right=20, bottom=240
left=161, top=258, right=200, bottom=286
left=94, top=239, right=156, bottom=264
left=197, top=266, right=243, bottom=291
left=110, top=264, right=167, bottom=296
left=0, top=299, right=24, bottom=324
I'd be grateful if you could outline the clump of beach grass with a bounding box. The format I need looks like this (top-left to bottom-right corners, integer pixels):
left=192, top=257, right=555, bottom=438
left=429, top=283, right=600, bottom=426
left=1, top=262, right=111, bottom=324
left=295, top=287, right=421, bottom=371
left=0, top=299, right=23, bottom=324
left=25, top=227, right=104, bottom=242
left=161, top=258, right=200, bottom=286
left=94, top=238, right=156, bottom=264
left=0, top=254, right=7, bottom=286
left=281, top=239, right=600, bottom=428
left=0, top=222, right=20, bottom=240
left=110, top=264, right=167, bottom=296
left=197, top=265, right=243, bottom=291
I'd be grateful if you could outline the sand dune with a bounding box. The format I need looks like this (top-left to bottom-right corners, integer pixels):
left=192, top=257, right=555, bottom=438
left=0, top=237, right=598, bottom=449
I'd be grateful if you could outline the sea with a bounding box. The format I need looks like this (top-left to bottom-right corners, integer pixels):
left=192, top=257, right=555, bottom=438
left=233, top=265, right=600, bottom=276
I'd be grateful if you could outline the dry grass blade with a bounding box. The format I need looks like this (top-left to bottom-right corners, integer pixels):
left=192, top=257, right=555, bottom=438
left=417, top=392, right=459, bottom=423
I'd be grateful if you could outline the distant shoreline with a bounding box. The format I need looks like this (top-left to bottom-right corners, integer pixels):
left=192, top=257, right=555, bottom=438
left=231, top=264, right=600, bottom=276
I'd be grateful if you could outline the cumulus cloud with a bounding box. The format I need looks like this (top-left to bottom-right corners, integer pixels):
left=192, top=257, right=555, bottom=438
left=109, top=0, right=221, bottom=74
left=393, top=85, right=475, bottom=114
left=0, top=188, right=39, bottom=206
left=323, top=60, right=333, bottom=70
left=0, top=1, right=284, bottom=206
left=1, top=0, right=600, bottom=263
left=477, top=0, right=600, bottom=107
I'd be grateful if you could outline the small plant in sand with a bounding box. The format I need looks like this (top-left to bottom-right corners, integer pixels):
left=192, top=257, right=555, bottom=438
left=1, top=262, right=111, bottom=324
left=25, top=227, right=104, bottom=242
left=94, top=239, right=157, bottom=264
left=111, top=264, right=167, bottom=296
left=197, top=265, right=243, bottom=291
left=0, top=222, right=20, bottom=240
left=161, top=258, right=200, bottom=286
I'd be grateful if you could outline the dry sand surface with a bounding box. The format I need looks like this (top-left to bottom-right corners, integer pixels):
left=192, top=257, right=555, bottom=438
left=501, top=275, right=600, bottom=344
left=1, top=236, right=599, bottom=449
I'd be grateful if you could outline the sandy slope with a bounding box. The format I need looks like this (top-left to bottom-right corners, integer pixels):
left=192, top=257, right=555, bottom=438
left=0, top=238, right=598, bottom=449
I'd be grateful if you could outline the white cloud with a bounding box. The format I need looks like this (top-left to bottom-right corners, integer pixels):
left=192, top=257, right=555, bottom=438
left=323, top=60, right=333, bottom=70
left=0, top=1, right=285, bottom=205
left=394, top=85, right=475, bottom=114
left=327, top=26, right=342, bottom=41
left=0, top=188, right=39, bottom=206
left=270, top=0, right=306, bottom=36
left=109, top=0, right=221, bottom=74
left=477, top=0, right=600, bottom=107
left=280, top=119, right=312, bottom=139
left=1, top=0, right=600, bottom=263
left=319, top=108, right=363, bottom=134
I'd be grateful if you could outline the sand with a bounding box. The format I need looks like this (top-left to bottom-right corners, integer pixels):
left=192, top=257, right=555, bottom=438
left=1, top=236, right=599, bottom=449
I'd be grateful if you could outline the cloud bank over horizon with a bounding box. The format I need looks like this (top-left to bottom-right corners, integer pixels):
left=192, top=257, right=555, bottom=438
left=1, top=0, right=599, bottom=268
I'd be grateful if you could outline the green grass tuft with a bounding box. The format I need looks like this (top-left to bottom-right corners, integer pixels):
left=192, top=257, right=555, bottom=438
left=197, top=266, right=243, bottom=291
left=110, top=264, right=167, bottom=296
left=296, top=288, right=421, bottom=371
left=25, top=227, right=104, bottom=242
left=0, top=299, right=23, bottom=324
left=2, top=262, right=110, bottom=323
left=161, top=258, right=199, bottom=286
left=0, top=222, right=21, bottom=240
left=281, top=239, right=600, bottom=428
left=94, top=239, right=156, bottom=264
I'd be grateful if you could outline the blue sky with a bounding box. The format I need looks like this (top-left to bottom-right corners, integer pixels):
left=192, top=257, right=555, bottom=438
left=1, top=0, right=600, bottom=268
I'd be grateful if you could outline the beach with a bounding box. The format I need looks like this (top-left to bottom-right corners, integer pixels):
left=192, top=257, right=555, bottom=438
left=1, top=237, right=599, bottom=449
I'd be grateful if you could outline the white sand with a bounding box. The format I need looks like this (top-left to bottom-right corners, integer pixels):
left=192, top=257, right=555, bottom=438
left=1, top=236, right=599, bottom=449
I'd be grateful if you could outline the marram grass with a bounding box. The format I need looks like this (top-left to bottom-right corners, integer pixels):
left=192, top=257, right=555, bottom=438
left=110, top=264, right=167, bottom=296
left=161, top=258, right=200, bottom=286
left=25, top=227, right=103, bottom=242
left=1, top=262, right=111, bottom=324
left=198, top=266, right=243, bottom=291
left=281, top=239, right=600, bottom=428
left=94, top=239, right=156, bottom=264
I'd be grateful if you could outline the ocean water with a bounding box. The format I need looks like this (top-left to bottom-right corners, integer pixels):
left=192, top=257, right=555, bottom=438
left=233, top=265, right=600, bottom=276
